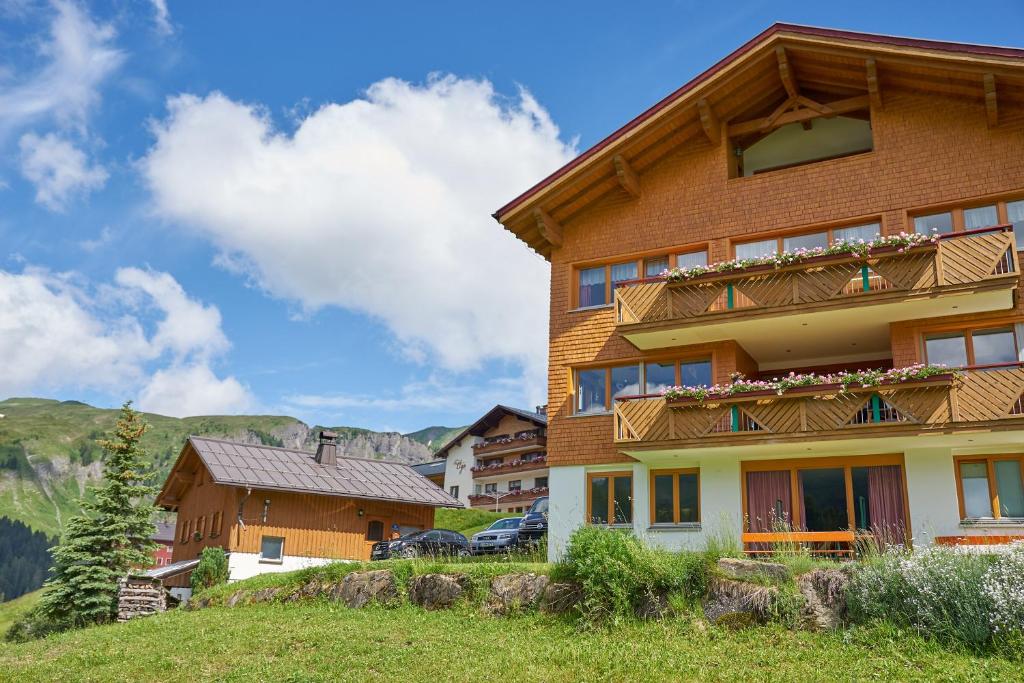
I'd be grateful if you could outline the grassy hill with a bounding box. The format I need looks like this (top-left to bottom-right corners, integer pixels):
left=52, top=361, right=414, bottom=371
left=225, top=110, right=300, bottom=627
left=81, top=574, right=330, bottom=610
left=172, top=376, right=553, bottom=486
left=0, top=590, right=40, bottom=637
left=0, top=398, right=451, bottom=538
left=403, top=425, right=463, bottom=451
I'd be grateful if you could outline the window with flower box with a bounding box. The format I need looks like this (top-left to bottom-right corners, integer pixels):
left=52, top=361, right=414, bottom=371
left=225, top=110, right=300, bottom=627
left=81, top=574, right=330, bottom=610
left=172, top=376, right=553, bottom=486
left=573, top=248, right=709, bottom=308
left=733, top=221, right=880, bottom=259
left=910, top=197, right=1024, bottom=247
left=574, top=359, right=712, bottom=414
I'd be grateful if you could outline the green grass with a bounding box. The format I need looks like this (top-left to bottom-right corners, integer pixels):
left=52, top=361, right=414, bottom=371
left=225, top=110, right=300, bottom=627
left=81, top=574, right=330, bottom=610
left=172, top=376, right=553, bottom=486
left=1, top=602, right=1019, bottom=682
left=435, top=507, right=517, bottom=537
left=0, top=590, right=42, bottom=636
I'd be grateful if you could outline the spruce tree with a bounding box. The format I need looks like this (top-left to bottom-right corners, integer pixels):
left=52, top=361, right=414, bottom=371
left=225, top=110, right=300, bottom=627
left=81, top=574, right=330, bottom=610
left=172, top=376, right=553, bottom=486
left=38, top=402, right=158, bottom=627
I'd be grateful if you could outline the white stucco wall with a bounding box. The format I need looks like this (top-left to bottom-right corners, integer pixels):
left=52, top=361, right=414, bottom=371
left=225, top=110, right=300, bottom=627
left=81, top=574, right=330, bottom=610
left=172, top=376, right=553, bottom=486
left=227, top=552, right=343, bottom=582
left=441, top=436, right=478, bottom=506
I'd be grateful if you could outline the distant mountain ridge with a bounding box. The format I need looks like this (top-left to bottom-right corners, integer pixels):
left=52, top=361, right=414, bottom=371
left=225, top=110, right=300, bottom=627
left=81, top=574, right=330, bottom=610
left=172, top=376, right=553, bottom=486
left=0, top=397, right=463, bottom=538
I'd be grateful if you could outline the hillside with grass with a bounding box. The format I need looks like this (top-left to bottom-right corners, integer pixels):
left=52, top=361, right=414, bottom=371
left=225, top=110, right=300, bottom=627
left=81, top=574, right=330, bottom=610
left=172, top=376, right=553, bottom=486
left=0, top=397, right=457, bottom=538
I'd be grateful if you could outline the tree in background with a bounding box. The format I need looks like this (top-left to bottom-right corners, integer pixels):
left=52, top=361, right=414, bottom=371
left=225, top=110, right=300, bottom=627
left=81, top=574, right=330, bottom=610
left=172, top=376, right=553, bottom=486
left=191, top=547, right=229, bottom=593
left=0, top=518, right=54, bottom=602
left=37, top=402, right=158, bottom=628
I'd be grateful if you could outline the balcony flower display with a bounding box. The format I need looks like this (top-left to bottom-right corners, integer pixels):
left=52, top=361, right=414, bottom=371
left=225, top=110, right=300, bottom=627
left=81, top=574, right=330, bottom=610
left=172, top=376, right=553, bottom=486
left=661, top=232, right=942, bottom=284
left=471, top=454, right=547, bottom=473
left=661, top=365, right=957, bottom=403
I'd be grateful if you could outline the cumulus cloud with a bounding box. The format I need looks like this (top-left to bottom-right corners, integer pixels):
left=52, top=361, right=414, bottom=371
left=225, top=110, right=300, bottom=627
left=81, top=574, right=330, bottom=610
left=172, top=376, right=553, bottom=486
left=18, top=132, right=108, bottom=210
left=141, top=76, right=575, bottom=404
left=0, top=0, right=123, bottom=135
left=0, top=266, right=252, bottom=416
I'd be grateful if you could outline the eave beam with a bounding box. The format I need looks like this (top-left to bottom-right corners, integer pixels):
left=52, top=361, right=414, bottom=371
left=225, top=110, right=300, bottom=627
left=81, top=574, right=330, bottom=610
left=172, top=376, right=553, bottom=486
left=776, top=46, right=799, bottom=99
left=984, top=73, right=998, bottom=128
left=612, top=154, right=641, bottom=198
left=696, top=98, right=721, bottom=145
left=866, top=58, right=883, bottom=110
left=532, top=208, right=563, bottom=248
left=731, top=95, right=870, bottom=138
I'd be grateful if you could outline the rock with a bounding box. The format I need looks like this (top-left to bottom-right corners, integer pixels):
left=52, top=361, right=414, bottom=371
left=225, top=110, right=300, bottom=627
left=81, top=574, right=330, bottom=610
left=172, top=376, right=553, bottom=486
left=716, top=557, right=789, bottom=583
left=187, top=596, right=212, bottom=611
left=484, top=573, right=550, bottom=615
left=335, top=570, right=399, bottom=608
left=409, top=574, right=472, bottom=610
left=702, top=577, right=779, bottom=627
left=226, top=590, right=247, bottom=607
left=540, top=582, right=583, bottom=615
left=251, top=587, right=281, bottom=603
left=796, top=568, right=850, bottom=630
left=635, top=590, right=671, bottom=620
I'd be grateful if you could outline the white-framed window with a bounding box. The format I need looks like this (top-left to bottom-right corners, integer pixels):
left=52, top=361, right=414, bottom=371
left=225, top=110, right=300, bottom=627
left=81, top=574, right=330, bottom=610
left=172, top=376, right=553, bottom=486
left=259, top=535, right=285, bottom=563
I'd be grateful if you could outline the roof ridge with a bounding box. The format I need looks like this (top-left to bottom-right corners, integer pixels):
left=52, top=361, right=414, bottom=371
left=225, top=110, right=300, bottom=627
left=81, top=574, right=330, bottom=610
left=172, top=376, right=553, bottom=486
left=187, top=434, right=420, bottom=467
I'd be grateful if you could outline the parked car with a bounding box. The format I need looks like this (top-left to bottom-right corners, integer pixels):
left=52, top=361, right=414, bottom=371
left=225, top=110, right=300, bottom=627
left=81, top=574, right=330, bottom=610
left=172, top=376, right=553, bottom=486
left=470, top=517, right=523, bottom=555
left=517, top=496, right=548, bottom=545
left=370, top=528, right=470, bottom=560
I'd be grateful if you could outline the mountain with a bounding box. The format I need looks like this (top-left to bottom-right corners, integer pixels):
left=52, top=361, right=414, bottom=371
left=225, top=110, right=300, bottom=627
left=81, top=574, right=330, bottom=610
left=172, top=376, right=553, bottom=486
left=403, top=425, right=463, bottom=453
left=0, top=398, right=447, bottom=538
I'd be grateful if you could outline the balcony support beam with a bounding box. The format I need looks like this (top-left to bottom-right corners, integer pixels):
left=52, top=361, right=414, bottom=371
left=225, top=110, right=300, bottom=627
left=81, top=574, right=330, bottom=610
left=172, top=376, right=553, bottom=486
left=776, top=46, right=799, bottom=99
left=696, top=98, right=721, bottom=145
left=532, top=208, right=563, bottom=248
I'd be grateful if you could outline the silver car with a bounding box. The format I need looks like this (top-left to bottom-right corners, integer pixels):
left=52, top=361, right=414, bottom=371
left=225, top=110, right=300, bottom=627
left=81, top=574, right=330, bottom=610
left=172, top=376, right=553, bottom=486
left=470, top=517, right=523, bottom=554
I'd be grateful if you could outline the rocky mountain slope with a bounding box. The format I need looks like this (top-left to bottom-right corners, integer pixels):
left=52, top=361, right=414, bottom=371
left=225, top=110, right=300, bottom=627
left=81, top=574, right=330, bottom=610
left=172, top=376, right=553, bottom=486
left=0, top=398, right=460, bottom=538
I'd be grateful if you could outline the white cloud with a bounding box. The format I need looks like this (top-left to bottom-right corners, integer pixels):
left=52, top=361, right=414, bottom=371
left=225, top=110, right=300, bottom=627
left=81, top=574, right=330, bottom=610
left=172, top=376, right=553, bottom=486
left=78, top=225, right=114, bottom=252
left=0, top=266, right=252, bottom=417
left=141, top=76, right=575, bottom=405
left=0, top=1, right=123, bottom=136
left=149, top=0, right=173, bottom=36
left=18, top=132, right=108, bottom=210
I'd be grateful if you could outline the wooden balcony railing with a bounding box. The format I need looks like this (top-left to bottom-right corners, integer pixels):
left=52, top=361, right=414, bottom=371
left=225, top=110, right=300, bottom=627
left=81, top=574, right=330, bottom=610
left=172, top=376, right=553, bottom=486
left=468, top=487, right=549, bottom=507
left=472, top=455, right=548, bottom=478
left=473, top=429, right=546, bottom=456
left=615, top=225, right=1018, bottom=327
left=613, top=364, right=1024, bottom=446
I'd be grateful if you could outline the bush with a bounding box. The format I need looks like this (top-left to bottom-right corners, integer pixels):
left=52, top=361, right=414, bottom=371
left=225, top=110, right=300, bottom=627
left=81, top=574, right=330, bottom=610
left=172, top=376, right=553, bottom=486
left=555, top=526, right=708, bottom=625
left=847, top=546, right=997, bottom=650
left=983, top=543, right=1024, bottom=640
left=191, top=547, right=230, bottom=593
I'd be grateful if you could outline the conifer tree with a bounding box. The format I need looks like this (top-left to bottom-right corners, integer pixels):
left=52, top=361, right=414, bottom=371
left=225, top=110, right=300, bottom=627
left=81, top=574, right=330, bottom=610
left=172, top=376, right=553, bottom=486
left=38, top=402, right=158, bottom=627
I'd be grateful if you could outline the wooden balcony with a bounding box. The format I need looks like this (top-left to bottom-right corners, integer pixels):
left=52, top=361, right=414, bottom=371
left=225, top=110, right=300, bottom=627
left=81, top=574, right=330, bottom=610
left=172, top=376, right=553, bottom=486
left=613, top=365, right=1024, bottom=448
left=473, top=430, right=546, bottom=456
left=472, top=455, right=548, bottom=479
left=615, top=226, right=1019, bottom=351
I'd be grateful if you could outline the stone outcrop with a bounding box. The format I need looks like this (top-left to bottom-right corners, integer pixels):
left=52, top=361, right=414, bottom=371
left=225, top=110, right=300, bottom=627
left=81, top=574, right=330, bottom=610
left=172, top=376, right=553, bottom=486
left=703, top=577, right=779, bottom=627
left=484, top=573, right=550, bottom=615
left=540, top=582, right=583, bottom=615
left=117, top=576, right=167, bottom=622
left=409, top=574, right=472, bottom=610
left=226, top=590, right=247, bottom=607
left=716, top=557, right=789, bottom=583
left=635, top=590, right=672, bottom=620
left=796, top=568, right=850, bottom=630
left=333, top=570, right=399, bottom=608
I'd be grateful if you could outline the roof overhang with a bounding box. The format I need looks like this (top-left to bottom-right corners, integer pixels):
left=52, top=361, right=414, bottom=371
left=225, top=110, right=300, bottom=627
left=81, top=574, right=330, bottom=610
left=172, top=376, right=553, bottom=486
left=492, top=23, right=1024, bottom=259
left=434, top=405, right=546, bottom=459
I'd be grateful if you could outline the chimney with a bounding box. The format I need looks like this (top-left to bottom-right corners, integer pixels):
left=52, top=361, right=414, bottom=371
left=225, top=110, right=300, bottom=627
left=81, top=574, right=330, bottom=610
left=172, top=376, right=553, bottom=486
left=315, top=430, right=338, bottom=466
left=535, top=405, right=547, bottom=416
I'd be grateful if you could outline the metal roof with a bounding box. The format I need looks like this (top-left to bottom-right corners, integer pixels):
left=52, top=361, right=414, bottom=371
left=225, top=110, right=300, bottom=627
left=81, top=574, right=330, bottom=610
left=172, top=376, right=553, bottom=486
left=151, top=521, right=176, bottom=543
left=410, top=459, right=446, bottom=478
left=138, top=558, right=200, bottom=580
left=434, top=405, right=547, bottom=459
left=186, top=436, right=462, bottom=508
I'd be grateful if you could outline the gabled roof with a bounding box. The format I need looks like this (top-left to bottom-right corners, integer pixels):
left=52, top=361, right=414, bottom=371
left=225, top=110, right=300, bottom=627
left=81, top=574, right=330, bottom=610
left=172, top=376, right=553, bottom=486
left=151, top=521, right=176, bottom=543
left=411, top=459, right=446, bottom=478
left=493, top=23, right=1024, bottom=258
left=434, top=405, right=547, bottom=459
left=157, top=436, right=462, bottom=509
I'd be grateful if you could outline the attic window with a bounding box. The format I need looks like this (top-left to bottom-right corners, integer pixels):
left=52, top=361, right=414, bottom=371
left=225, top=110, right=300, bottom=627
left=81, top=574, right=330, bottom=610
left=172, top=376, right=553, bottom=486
left=731, top=114, right=873, bottom=178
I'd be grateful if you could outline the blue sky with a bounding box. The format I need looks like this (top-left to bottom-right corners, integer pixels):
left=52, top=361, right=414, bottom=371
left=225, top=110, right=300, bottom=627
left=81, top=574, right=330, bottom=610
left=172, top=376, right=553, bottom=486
left=2, top=1, right=1023, bottom=433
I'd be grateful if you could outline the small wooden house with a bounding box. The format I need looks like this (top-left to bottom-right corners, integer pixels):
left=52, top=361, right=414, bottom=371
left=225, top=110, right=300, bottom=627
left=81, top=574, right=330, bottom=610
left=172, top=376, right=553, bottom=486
left=155, top=431, right=461, bottom=595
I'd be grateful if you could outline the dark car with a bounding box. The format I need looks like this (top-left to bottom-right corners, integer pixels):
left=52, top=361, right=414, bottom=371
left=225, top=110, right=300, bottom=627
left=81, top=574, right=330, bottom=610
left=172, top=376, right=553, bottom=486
left=517, top=496, right=548, bottom=545
left=470, top=517, right=523, bottom=555
left=370, top=528, right=470, bottom=560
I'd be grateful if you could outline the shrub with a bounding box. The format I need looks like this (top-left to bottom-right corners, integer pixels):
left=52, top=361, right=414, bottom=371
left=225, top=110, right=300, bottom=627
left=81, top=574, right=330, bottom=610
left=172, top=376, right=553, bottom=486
left=555, top=526, right=708, bottom=625
left=847, top=546, right=996, bottom=650
left=983, top=543, right=1024, bottom=639
left=191, top=547, right=230, bottom=593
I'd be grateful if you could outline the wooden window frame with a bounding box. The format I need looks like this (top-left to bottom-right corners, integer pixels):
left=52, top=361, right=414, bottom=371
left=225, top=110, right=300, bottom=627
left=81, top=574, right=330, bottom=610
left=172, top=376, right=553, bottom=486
left=195, top=515, right=206, bottom=540
left=732, top=219, right=883, bottom=259
left=953, top=454, right=1024, bottom=521
left=572, top=357, right=714, bottom=414
left=649, top=468, right=701, bottom=526
left=907, top=193, right=1024, bottom=249
left=571, top=245, right=710, bottom=310
left=740, top=454, right=910, bottom=537
left=586, top=470, right=634, bottom=526
left=211, top=511, right=223, bottom=538
left=180, top=519, right=191, bottom=544
left=922, top=325, right=1019, bottom=368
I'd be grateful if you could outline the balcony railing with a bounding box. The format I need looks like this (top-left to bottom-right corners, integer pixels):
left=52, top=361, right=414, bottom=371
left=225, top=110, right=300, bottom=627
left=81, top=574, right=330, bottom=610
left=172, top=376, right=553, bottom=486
left=468, top=486, right=549, bottom=506
left=472, top=454, right=548, bottom=478
left=615, top=225, right=1018, bottom=328
left=613, top=364, right=1024, bottom=446
left=473, top=429, right=546, bottom=456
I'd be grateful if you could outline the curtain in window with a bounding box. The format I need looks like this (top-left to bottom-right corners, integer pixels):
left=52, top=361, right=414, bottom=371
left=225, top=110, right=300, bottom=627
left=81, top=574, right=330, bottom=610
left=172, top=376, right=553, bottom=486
left=578, top=268, right=605, bottom=307
left=746, top=470, right=791, bottom=532
left=868, top=465, right=907, bottom=546
left=963, top=205, right=998, bottom=230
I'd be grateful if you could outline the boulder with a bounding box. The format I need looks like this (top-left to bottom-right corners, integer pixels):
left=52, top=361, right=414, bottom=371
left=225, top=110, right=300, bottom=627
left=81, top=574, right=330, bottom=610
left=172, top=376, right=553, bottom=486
left=187, top=596, right=212, bottom=611
left=484, top=573, right=550, bottom=615
left=716, top=557, right=788, bottom=583
left=334, top=570, right=399, bottom=608
left=702, top=576, right=779, bottom=628
left=409, top=574, right=472, bottom=610
left=796, top=568, right=850, bottom=631
left=226, top=590, right=247, bottom=607
left=540, top=582, right=583, bottom=615
left=635, top=590, right=671, bottom=620
left=251, top=587, right=282, bottom=603
left=284, top=580, right=327, bottom=603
